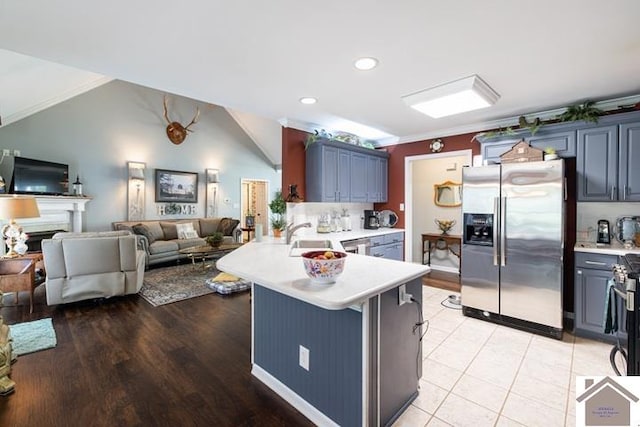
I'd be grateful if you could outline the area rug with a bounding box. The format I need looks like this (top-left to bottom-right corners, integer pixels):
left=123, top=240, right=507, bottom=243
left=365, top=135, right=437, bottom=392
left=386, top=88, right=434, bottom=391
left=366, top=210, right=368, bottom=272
left=139, top=263, right=219, bottom=307
left=9, top=318, right=57, bottom=356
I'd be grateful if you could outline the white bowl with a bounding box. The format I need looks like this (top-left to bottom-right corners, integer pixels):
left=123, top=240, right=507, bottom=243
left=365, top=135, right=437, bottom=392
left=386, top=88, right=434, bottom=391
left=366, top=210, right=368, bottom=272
left=301, top=250, right=347, bottom=284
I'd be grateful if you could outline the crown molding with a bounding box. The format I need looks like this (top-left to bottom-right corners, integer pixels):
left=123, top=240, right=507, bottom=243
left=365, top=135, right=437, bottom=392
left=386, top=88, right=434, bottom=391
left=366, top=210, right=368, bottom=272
left=377, top=94, right=640, bottom=147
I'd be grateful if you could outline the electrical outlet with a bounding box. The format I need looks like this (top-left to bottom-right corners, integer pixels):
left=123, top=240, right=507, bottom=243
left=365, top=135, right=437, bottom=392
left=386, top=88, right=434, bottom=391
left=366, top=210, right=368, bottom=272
left=299, top=345, right=309, bottom=371
left=12, top=150, right=20, bottom=157
left=2, top=149, right=9, bottom=157
left=398, top=284, right=412, bottom=306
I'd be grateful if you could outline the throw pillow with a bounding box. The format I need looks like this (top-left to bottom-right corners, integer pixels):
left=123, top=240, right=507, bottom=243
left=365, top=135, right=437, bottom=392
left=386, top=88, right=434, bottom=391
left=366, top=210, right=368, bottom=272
left=132, top=224, right=157, bottom=244
left=159, top=222, right=178, bottom=240
left=176, top=222, right=199, bottom=239
left=217, top=218, right=240, bottom=236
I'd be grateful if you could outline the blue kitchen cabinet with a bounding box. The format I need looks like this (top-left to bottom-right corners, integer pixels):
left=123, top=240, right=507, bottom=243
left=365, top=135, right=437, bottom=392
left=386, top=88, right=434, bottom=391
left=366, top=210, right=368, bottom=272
left=480, top=127, right=577, bottom=164
left=306, top=139, right=389, bottom=203
left=368, top=232, right=404, bottom=261
left=305, top=142, right=351, bottom=202
left=577, top=125, right=619, bottom=201
left=619, top=121, right=640, bottom=201
left=576, top=114, right=640, bottom=202
left=350, top=152, right=368, bottom=202
left=574, top=253, right=626, bottom=342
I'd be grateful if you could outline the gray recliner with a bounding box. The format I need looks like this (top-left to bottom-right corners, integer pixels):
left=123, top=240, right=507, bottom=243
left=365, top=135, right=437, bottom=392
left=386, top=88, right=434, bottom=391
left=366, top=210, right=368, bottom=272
left=41, top=231, right=146, bottom=305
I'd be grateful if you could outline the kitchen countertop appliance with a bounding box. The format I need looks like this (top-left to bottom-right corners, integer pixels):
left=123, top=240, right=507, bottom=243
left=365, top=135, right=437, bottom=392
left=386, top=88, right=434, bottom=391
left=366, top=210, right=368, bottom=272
left=364, top=210, right=380, bottom=229
left=461, top=160, right=565, bottom=339
left=614, top=216, right=640, bottom=246
left=612, top=254, right=639, bottom=375
left=597, top=219, right=611, bottom=244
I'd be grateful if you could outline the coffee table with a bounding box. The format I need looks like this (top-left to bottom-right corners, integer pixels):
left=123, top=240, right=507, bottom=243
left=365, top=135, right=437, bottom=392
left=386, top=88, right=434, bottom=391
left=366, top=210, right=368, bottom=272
left=179, top=244, right=243, bottom=270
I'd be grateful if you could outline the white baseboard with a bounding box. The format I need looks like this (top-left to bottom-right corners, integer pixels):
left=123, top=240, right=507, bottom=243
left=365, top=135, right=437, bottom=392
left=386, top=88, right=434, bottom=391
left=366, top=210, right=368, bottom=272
left=251, top=364, right=339, bottom=427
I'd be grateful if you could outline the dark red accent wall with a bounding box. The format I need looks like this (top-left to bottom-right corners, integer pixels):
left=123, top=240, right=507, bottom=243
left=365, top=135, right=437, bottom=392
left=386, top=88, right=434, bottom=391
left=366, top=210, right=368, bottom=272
left=281, top=127, right=308, bottom=198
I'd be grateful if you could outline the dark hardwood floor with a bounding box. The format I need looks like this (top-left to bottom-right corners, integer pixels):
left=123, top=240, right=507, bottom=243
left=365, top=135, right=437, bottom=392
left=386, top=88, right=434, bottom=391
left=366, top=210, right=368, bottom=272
left=0, top=284, right=314, bottom=427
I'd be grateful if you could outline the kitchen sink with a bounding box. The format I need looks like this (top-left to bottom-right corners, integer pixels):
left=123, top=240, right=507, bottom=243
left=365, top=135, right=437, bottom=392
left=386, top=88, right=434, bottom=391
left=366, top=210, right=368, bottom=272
left=289, top=239, right=333, bottom=256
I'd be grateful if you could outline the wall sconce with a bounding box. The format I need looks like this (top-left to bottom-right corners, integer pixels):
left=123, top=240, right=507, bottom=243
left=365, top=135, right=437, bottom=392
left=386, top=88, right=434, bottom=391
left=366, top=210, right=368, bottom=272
left=127, top=161, right=146, bottom=221
left=205, top=168, right=219, bottom=218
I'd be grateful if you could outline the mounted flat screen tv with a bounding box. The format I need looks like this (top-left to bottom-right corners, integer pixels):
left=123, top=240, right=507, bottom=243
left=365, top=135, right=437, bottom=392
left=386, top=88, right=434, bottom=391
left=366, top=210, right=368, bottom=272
left=9, top=156, right=69, bottom=196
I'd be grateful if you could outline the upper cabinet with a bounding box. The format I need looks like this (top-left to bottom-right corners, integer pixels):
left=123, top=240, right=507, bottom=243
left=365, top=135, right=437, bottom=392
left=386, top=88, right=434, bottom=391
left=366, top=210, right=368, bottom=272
left=306, top=139, right=389, bottom=203
left=577, top=118, right=640, bottom=201
left=480, top=127, right=577, bottom=164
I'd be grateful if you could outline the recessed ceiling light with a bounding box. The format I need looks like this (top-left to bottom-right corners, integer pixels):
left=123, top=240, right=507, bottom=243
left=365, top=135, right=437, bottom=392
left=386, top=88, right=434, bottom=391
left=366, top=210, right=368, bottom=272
left=402, top=75, right=500, bottom=118
left=354, top=57, right=378, bottom=71
left=299, top=97, right=317, bottom=105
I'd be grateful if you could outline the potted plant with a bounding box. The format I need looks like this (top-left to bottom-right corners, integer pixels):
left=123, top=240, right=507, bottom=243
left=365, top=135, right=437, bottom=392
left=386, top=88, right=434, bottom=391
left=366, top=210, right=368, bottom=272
left=205, top=232, right=224, bottom=248
left=544, top=147, right=558, bottom=161
left=269, top=190, right=287, bottom=238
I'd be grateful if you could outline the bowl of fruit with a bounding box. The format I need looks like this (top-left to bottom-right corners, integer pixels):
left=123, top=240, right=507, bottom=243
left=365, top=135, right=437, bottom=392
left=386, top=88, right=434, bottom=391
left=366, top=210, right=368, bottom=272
left=301, top=250, right=347, bottom=284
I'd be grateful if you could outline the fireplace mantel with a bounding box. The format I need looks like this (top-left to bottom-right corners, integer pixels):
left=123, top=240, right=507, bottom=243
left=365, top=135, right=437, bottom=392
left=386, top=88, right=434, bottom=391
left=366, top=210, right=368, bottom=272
left=0, top=195, right=92, bottom=233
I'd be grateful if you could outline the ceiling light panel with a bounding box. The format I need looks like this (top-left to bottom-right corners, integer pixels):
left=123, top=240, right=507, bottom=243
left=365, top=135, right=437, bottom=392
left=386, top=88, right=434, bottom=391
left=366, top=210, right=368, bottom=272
left=402, top=75, right=499, bottom=118
left=299, top=97, right=317, bottom=105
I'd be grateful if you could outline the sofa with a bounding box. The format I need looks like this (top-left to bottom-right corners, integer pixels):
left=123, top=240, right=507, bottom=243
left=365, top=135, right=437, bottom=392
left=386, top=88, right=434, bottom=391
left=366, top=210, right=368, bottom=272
left=112, top=218, right=242, bottom=267
left=41, top=231, right=145, bottom=305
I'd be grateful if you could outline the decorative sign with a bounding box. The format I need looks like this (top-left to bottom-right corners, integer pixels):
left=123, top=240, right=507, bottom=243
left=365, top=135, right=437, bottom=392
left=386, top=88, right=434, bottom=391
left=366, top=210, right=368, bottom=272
left=157, top=203, right=198, bottom=216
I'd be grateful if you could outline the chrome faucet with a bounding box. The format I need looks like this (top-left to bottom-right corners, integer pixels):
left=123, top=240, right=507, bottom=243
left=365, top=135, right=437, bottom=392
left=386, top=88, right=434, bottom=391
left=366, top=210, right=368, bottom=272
left=285, top=222, right=312, bottom=244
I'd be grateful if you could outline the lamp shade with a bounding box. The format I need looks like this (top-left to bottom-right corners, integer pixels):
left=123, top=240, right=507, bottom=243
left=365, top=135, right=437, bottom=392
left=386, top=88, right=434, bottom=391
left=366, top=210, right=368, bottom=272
left=206, top=169, right=219, bottom=184
left=0, top=196, right=40, bottom=219
left=130, top=167, right=145, bottom=180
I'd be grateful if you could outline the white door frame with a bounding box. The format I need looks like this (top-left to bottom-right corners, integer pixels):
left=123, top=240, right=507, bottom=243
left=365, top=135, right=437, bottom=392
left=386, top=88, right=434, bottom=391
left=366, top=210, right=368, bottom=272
left=240, top=178, right=270, bottom=231
left=404, top=149, right=472, bottom=263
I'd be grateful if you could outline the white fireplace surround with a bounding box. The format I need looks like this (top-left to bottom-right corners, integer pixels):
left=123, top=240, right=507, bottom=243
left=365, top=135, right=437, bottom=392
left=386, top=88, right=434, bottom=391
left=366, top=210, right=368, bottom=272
left=0, top=195, right=91, bottom=234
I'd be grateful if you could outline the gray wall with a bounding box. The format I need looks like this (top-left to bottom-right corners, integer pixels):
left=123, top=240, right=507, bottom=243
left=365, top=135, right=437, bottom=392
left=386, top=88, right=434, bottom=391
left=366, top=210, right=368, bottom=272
left=0, top=80, right=280, bottom=231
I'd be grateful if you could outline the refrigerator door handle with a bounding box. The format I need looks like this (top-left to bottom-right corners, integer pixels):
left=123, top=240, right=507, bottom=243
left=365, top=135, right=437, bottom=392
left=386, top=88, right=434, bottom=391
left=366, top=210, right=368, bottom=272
left=500, top=197, right=506, bottom=266
left=493, top=197, right=499, bottom=266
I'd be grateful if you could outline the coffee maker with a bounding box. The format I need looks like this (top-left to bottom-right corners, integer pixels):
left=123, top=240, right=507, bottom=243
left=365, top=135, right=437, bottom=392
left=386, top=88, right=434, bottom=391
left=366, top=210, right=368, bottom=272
left=364, top=210, right=380, bottom=229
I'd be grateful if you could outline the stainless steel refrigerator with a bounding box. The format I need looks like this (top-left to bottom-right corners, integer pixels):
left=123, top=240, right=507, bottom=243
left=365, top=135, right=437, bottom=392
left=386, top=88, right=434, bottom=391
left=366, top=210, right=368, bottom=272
left=461, top=159, right=564, bottom=338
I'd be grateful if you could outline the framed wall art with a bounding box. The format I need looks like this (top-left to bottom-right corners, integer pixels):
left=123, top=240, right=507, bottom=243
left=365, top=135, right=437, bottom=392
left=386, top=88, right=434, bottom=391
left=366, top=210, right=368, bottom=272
left=155, top=169, right=198, bottom=203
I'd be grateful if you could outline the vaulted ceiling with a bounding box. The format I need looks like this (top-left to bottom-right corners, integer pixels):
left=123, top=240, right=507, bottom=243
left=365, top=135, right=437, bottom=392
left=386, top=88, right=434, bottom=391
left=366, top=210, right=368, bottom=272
left=1, top=1, right=639, bottom=160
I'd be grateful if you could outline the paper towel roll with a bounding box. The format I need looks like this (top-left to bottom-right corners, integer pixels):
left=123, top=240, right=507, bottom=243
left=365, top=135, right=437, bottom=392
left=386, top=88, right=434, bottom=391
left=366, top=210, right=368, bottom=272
left=357, top=243, right=366, bottom=254
left=255, top=224, right=263, bottom=242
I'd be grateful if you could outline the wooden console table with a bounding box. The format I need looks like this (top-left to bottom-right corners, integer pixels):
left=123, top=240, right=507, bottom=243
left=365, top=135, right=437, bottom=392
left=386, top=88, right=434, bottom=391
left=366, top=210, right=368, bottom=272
left=421, top=233, right=461, bottom=274
left=0, top=252, right=44, bottom=313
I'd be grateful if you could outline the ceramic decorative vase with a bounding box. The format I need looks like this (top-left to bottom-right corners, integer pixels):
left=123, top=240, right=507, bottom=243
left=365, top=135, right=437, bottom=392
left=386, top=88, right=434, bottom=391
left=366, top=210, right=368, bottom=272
left=435, top=219, right=456, bottom=235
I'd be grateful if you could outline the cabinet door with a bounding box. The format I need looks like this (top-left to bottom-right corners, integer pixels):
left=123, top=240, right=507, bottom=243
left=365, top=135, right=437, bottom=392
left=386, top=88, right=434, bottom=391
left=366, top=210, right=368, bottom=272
left=337, top=149, right=351, bottom=202
left=383, top=243, right=403, bottom=261
left=321, top=145, right=340, bottom=202
left=370, top=246, right=386, bottom=258
left=619, top=121, right=640, bottom=201
left=575, top=267, right=613, bottom=335
left=367, top=156, right=380, bottom=202
left=577, top=125, right=619, bottom=201
left=379, top=157, right=388, bottom=203
left=350, top=152, right=368, bottom=202
left=528, top=130, right=577, bottom=157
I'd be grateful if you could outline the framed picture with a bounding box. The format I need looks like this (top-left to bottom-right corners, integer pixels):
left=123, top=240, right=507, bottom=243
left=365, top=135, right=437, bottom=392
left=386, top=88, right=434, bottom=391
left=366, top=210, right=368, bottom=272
left=155, top=169, right=198, bottom=203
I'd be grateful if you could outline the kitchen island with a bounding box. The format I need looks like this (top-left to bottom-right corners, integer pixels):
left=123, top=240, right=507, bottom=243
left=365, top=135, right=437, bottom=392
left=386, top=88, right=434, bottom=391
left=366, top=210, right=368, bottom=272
left=217, top=236, right=429, bottom=427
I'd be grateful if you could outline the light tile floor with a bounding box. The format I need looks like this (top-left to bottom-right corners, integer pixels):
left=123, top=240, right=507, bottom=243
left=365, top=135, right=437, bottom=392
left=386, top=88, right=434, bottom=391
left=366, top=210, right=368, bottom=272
left=392, top=286, right=622, bottom=427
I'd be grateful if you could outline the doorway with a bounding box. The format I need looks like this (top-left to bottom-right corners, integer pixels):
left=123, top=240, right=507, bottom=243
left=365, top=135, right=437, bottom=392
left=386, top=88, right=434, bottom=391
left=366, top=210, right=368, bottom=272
left=404, top=150, right=472, bottom=272
left=240, top=179, right=269, bottom=240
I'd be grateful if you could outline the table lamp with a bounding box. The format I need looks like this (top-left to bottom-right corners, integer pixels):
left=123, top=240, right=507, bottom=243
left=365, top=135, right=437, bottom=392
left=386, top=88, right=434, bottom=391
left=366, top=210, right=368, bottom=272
left=0, top=196, right=40, bottom=258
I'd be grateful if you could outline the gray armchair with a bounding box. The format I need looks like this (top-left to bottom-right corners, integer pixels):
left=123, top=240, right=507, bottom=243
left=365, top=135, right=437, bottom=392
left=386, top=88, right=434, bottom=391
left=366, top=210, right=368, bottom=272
left=41, top=231, right=145, bottom=305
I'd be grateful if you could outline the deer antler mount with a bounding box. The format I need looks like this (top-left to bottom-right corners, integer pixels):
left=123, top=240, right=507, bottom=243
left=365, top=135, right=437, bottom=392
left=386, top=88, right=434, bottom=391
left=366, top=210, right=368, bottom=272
left=163, top=96, right=200, bottom=145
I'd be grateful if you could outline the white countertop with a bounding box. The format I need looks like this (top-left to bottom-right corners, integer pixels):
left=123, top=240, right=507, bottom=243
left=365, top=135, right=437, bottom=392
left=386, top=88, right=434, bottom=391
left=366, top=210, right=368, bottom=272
left=216, top=232, right=429, bottom=311
left=575, top=241, right=640, bottom=256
